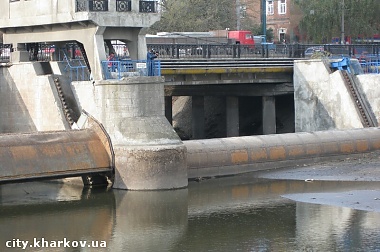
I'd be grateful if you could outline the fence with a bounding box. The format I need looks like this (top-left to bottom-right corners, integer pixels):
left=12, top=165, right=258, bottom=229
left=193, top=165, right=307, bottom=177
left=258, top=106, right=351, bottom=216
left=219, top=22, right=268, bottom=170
left=75, top=0, right=157, bottom=13
left=101, top=59, right=161, bottom=79
left=146, top=43, right=380, bottom=60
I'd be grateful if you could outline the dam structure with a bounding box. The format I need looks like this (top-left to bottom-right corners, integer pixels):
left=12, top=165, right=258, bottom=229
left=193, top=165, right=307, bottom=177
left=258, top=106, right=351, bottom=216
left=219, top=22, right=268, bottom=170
left=0, top=0, right=187, bottom=190
left=1, top=1, right=380, bottom=190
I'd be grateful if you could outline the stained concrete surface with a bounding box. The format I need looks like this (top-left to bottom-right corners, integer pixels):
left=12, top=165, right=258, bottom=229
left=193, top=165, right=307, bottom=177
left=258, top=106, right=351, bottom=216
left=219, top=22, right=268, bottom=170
left=254, top=151, right=380, bottom=212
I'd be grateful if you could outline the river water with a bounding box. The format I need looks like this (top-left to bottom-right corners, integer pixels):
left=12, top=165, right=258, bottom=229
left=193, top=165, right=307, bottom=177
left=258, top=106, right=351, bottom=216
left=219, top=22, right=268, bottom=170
left=1, top=173, right=380, bottom=252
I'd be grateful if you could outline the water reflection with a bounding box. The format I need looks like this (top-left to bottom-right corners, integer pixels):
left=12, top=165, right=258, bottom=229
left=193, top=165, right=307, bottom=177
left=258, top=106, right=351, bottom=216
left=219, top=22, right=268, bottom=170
left=0, top=175, right=379, bottom=251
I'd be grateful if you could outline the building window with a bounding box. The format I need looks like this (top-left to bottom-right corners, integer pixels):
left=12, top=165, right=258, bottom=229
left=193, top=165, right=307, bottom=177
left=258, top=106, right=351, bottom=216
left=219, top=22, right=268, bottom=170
left=278, top=0, right=286, bottom=14
left=267, top=0, right=274, bottom=15
left=240, top=4, right=247, bottom=19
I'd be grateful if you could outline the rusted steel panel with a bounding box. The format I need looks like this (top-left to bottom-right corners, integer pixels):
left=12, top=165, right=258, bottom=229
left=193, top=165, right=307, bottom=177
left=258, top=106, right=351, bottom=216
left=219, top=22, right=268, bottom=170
left=0, top=129, right=112, bottom=182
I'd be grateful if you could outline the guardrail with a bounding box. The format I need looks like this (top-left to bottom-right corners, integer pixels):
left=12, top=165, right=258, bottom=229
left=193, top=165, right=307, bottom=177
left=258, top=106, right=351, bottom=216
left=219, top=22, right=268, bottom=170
left=101, top=59, right=161, bottom=79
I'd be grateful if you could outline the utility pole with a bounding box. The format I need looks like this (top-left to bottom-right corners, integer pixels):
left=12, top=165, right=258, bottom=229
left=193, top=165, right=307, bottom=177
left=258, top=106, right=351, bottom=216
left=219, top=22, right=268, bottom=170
left=236, top=0, right=241, bottom=30
left=341, top=0, right=345, bottom=44
left=262, top=0, right=266, bottom=40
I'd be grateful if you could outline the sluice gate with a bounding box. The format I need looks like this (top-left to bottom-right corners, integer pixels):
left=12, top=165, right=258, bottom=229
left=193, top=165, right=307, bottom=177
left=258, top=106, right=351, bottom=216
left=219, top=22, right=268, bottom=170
left=0, top=115, right=114, bottom=184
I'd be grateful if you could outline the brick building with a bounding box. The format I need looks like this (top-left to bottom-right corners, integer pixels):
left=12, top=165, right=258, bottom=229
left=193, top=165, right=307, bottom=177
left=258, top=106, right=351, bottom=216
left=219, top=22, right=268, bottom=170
left=236, top=0, right=303, bottom=43
left=265, top=0, right=302, bottom=43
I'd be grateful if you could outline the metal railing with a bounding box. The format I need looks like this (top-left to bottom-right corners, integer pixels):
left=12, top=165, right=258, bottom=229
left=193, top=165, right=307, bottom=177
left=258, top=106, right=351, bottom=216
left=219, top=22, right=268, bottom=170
left=62, top=50, right=89, bottom=81
left=359, top=55, right=380, bottom=74
left=147, top=43, right=380, bottom=60
left=102, top=59, right=161, bottom=79
left=75, top=0, right=157, bottom=12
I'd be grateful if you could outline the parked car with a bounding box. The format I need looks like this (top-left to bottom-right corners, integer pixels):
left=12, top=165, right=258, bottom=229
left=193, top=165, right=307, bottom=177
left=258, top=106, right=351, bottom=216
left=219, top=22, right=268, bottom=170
left=304, top=46, right=324, bottom=58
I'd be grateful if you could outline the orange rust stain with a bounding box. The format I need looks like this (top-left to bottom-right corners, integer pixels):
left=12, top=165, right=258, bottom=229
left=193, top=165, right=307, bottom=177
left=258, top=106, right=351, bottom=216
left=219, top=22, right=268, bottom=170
left=269, top=146, right=286, bottom=160
left=39, top=144, right=63, bottom=157
left=231, top=150, right=248, bottom=164
left=288, top=146, right=304, bottom=157
left=251, top=148, right=267, bottom=161
left=65, top=144, right=87, bottom=155
left=340, top=142, right=354, bottom=153
left=10, top=146, right=37, bottom=160
left=306, top=144, right=321, bottom=155
left=356, top=140, right=369, bottom=152
left=232, top=186, right=249, bottom=198
left=87, top=143, right=110, bottom=166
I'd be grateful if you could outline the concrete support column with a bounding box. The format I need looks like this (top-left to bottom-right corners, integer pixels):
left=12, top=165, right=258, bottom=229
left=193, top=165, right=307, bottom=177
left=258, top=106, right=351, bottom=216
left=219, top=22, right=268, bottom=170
left=165, top=96, right=173, bottom=125
left=192, top=96, right=205, bottom=139
left=226, top=96, right=239, bottom=137
left=131, top=0, right=140, bottom=12
left=262, top=96, right=276, bottom=134
left=11, top=43, right=29, bottom=62
left=72, top=77, right=187, bottom=190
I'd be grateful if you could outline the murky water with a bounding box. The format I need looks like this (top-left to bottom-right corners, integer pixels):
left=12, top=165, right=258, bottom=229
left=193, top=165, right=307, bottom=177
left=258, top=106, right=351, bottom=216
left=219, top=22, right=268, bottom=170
left=1, top=174, right=380, bottom=252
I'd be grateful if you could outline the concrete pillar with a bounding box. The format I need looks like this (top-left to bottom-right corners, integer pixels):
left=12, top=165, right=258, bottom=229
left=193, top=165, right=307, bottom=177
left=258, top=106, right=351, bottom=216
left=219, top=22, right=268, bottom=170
left=11, top=43, right=29, bottom=62
left=262, top=96, right=276, bottom=134
left=192, top=96, right=205, bottom=139
left=165, top=96, right=173, bottom=125
left=72, top=77, right=188, bottom=190
left=226, top=96, right=239, bottom=137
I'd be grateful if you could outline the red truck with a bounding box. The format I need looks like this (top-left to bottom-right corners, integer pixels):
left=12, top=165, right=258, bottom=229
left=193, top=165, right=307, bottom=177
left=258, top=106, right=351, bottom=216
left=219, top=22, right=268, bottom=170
left=226, top=30, right=254, bottom=45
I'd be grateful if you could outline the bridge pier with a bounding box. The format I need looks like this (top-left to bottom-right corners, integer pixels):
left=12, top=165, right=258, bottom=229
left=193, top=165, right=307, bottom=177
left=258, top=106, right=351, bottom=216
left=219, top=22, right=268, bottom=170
left=262, top=96, right=276, bottom=134
left=192, top=96, right=205, bottom=139
left=73, top=77, right=188, bottom=190
left=226, top=96, right=239, bottom=137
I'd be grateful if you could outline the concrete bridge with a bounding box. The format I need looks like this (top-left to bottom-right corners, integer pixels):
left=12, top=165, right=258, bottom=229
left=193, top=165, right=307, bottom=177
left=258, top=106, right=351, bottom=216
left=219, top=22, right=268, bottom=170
left=1, top=0, right=380, bottom=190
left=161, top=58, right=294, bottom=138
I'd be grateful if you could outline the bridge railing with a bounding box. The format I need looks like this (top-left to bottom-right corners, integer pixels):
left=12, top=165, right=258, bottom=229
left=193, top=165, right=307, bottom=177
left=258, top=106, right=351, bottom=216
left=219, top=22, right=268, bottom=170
left=75, top=0, right=158, bottom=13
left=101, top=59, right=161, bottom=80
left=147, top=43, right=380, bottom=60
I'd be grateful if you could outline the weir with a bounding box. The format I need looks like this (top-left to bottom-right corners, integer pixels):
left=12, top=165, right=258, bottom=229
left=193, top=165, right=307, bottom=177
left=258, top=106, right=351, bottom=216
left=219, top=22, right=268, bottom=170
left=0, top=113, right=114, bottom=184
left=1, top=1, right=380, bottom=190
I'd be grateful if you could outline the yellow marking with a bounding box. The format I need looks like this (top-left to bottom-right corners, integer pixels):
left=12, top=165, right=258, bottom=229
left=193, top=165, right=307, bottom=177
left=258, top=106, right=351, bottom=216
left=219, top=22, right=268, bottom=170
left=161, top=67, right=293, bottom=75
left=340, top=142, right=355, bottom=153
left=306, top=144, right=321, bottom=155
left=231, top=150, right=248, bottom=164
left=288, top=145, right=304, bottom=157
left=356, top=140, right=369, bottom=152
left=251, top=148, right=267, bottom=161
left=269, top=146, right=286, bottom=160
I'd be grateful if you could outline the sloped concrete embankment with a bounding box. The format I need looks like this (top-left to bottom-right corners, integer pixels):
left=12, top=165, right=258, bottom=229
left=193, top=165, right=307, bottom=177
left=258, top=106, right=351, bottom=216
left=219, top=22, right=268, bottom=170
left=293, top=59, right=380, bottom=132
left=185, top=128, right=380, bottom=179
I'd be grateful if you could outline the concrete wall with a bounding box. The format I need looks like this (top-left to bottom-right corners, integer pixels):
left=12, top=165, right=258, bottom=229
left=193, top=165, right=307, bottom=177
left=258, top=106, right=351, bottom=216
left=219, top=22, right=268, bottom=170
left=0, top=63, right=69, bottom=133
left=356, top=74, right=380, bottom=122
left=294, top=59, right=363, bottom=132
